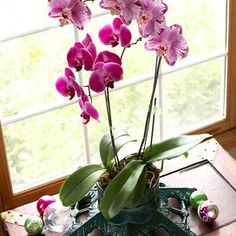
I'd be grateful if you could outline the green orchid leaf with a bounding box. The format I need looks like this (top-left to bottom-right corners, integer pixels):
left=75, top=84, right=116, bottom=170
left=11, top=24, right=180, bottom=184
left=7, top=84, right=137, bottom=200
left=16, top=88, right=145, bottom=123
left=143, top=133, right=211, bottom=163
left=100, top=160, right=145, bottom=219
left=100, top=129, right=136, bottom=168
left=60, top=164, right=105, bottom=206
left=183, top=152, right=189, bottom=158
left=126, top=168, right=147, bottom=208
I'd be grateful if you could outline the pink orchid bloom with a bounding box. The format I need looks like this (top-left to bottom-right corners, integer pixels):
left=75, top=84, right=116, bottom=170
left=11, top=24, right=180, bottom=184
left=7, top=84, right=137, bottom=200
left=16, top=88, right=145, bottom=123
left=55, top=68, right=99, bottom=123
left=99, top=0, right=141, bottom=25
left=48, top=0, right=92, bottom=29
left=145, top=24, right=189, bottom=66
left=55, top=68, right=82, bottom=99
left=67, top=34, right=97, bottom=71
left=137, top=0, right=167, bottom=38
left=99, top=17, right=132, bottom=47
left=89, top=51, right=123, bottom=93
left=79, top=93, right=99, bottom=124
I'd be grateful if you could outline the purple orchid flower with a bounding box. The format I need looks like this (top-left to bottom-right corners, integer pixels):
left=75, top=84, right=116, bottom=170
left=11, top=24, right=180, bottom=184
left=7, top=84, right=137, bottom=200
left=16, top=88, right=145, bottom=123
left=48, top=0, right=92, bottom=29
left=67, top=34, right=97, bottom=71
left=137, top=0, right=167, bottom=38
left=79, top=92, right=99, bottom=124
left=55, top=67, right=82, bottom=99
left=99, top=0, right=141, bottom=25
left=55, top=68, right=99, bottom=123
left=99, top=17, right=132, bottom=47
left=89, top=51, right=123, bottom=93
left=145, top=24, right=189, bottom=66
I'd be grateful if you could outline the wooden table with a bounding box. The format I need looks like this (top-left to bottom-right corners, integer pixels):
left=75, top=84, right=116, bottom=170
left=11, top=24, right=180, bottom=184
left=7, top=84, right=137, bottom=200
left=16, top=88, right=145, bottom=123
left=1, top=138, right=236, bottom=235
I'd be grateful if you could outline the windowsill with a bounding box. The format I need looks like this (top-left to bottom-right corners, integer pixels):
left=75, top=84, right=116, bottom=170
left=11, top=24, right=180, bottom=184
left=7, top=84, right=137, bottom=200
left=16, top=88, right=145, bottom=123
left=215, top=127, right=236, bottom=150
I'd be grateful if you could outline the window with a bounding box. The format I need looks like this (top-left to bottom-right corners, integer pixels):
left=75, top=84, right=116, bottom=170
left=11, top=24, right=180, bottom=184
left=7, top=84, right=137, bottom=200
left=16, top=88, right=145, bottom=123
left=0, top=0, right=236, bottom=211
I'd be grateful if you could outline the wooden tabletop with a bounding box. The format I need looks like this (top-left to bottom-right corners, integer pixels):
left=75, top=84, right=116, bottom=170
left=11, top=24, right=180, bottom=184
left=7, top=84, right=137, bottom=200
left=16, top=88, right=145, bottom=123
left=1, top=138, right=236, bottom=236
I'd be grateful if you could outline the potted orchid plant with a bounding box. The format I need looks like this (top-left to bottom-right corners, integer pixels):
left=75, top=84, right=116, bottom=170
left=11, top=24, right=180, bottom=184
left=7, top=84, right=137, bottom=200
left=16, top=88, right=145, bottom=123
left=48, top=0, right=211, bottom=221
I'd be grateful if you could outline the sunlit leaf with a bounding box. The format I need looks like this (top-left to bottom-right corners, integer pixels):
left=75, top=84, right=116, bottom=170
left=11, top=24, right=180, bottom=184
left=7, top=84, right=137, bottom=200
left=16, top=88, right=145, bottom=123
left=60, top=164, right=105, bottom=206
left=99, top=129, right=136, bottom=167
left=143, top=134, right=211, bottom=163
left=126, top=168, right=147, bottom=208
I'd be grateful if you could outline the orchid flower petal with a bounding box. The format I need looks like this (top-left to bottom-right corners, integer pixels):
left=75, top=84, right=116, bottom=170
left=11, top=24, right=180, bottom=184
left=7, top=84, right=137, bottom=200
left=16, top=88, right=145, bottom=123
left=112, top=17, right=123, bottom=33
left=67, top=46, right=82, bottom=70
left=79, top=92, right=99, bottom=123
left=48, top=0, right=91, bottom=29
left=119, top=25, right=132, bottom=47
left=99, top=17, right=132, bottom=47
left=95, top=51, right=122, bottom=65
left=89, top=70, right=106, bottom=93
left=82, top=34, right=97, bottom=60
left=138, top=0, right=167, bottom=37
left=103, top=62, right=123, bottom=82
left=55, top=77, right=74, bottom=98
left=67, top=36, right=96, bottom=71
left=64, top=67, right=75, bottom=79
left=80, top=111, right=91, bottom=124
left=99, top=0, right=141, bottom=25
left=55, top=68, right=82, bottom=99
left=48, top=0, right=71, bottom=18
left=119, top=0, right=141, bottom=24
left=81, top=48, right=94, bottom=71
left=99, top=24, right=117, bottom=46
left=84, top=102, right=100, bottom=122
left=71, top=1, right=92, bottom=29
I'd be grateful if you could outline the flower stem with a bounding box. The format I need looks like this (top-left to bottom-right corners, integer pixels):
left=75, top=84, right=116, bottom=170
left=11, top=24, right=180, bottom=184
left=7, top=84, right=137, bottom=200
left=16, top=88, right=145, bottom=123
left=138, top=56, right=162, bottom=156
left=104, top=87, right=121, bottom=170
left=120, top=37, right=142, bottom=60
left=150, top=97, right=157, bottom=147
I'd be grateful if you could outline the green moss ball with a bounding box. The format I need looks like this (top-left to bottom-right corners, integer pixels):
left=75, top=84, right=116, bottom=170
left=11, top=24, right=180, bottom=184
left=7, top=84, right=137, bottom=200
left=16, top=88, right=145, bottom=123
left=24, top=216, right=44, bottom=235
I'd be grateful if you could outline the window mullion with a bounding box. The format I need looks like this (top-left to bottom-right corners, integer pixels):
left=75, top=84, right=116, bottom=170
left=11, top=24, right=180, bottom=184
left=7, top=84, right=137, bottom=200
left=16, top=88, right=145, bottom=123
left=73, top=26, right=91, bottom=164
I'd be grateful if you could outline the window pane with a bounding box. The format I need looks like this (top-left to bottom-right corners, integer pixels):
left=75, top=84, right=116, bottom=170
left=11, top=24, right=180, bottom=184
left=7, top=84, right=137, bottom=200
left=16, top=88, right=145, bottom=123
left=0, top=26, right=74, bottom=118
left=1, top=0, right=54, bottom=41
left=162, top=57, right=225, bottom=138
left=3, top=106, right=85, bottom=193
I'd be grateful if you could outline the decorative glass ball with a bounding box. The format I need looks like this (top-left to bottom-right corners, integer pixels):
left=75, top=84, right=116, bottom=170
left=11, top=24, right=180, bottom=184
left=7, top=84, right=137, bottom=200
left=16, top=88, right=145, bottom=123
left=189, top=190, right=208, bottom=209
left=197, top=200, right=219, bottom=222
left=37, top=195, right=56, bottom=216
left=43, top=202, right=72, bottom=233
left=24, top=216, right=44, bottom=235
